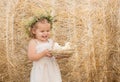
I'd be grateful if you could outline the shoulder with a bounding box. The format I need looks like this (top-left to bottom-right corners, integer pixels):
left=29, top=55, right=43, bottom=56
left=28, top=39, right=37, bottom=46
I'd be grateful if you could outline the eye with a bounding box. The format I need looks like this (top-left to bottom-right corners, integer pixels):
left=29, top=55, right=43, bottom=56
left=41, top=30, right=44, bottom=32
left=47, top=30, right=50, bottom=32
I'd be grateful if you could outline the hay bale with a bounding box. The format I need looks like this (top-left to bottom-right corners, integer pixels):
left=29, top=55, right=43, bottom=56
left=0, top=0, right=120, bottom=82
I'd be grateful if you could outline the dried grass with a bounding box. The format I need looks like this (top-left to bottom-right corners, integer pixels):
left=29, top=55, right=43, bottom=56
left=0, top=0, right=120, bottom=82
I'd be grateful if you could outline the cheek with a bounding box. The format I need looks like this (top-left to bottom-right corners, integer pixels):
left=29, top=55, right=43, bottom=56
left=47, top=32, right=50, bottom=36
left=48, top=32, right=50, bottom=35
left=36, top=32, right=43, bottom=36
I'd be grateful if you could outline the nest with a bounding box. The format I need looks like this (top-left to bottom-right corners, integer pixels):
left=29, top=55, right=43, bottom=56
left=51, top=49, right=75, bottom=59
left=51, top=49, right=75, bottom=56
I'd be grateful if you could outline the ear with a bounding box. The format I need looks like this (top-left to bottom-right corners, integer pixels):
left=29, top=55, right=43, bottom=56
left=31, top=28, right=36, bottom=34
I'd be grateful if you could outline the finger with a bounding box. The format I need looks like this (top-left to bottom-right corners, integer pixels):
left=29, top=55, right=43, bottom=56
left=47, top=53, right=52, bottom=56
left=47, top=55, right=52, bottom=57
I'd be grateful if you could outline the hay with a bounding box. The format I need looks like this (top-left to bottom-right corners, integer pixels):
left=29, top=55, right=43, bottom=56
left=0, top=0, right=120, bottom=82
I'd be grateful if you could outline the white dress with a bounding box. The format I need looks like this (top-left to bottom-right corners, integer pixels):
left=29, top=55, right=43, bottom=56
left=30, top=39, right=62, bottom=82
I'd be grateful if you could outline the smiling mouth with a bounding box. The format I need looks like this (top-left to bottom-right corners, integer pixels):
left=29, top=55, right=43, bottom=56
left=42, top=36, right=48, bottom=38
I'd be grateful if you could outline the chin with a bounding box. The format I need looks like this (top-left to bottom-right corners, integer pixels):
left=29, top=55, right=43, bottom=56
left=42, top=38, right=48, bottom=41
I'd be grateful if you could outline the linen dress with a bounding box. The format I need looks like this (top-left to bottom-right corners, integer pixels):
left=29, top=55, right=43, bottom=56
left=30, top=39, right=62, bottom=82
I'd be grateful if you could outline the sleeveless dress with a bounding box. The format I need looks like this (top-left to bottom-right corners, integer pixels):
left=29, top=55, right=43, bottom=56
left=30, top=39, right=62, bottom=82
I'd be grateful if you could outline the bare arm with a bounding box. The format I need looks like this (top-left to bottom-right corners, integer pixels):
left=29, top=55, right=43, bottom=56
left=27, top=40, right=51, bottom=61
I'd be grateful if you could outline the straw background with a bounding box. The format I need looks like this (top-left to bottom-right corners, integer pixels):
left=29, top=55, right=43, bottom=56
left=0, top=0, right=120, bottom=82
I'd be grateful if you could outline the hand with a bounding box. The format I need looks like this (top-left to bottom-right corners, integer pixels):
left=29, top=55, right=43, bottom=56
left=43, top=49, right=53, bottom=57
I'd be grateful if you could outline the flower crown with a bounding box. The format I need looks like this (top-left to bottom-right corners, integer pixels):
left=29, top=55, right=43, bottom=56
left=27, top=14, right=56, bottom=28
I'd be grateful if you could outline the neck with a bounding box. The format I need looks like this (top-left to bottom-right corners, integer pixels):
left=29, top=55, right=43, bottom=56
left=36, top=39, right=49, bottom=43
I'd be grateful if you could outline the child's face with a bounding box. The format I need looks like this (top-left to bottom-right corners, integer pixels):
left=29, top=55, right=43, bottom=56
left=33, top=22, right=51, bottom=42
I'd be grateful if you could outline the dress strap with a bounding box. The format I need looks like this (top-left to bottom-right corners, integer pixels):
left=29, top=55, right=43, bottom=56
left=33, top=39, right=40, bottom=45
left=48, top=39, right=55, bottom=50
left=51, top=41, right=55, bottom=50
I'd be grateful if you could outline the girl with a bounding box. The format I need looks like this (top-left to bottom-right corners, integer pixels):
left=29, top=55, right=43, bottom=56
left=27, top=16, right=63, bottom=82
